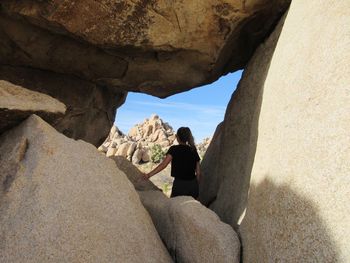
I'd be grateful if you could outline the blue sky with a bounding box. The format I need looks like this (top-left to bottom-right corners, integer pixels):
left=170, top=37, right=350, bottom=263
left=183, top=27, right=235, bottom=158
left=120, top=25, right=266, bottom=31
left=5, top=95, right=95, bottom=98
left=115, top=70, right=243, bottom=142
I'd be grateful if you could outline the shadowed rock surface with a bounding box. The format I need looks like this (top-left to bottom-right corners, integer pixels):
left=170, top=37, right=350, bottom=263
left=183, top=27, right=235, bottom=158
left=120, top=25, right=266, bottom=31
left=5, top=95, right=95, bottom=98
left=0, top=0, right=290, bottom=97
left=0, top=115, right=172, bottom=263
left=0, top=80, right=66, bottom=133
left=201, top=0, right=350, bottom=261
left=0, top=66, right=126, bottom=146
left=199, top=8, right=285, bottom=229
left=198, top=122, right=223, bottom=207
left=0, top=0, right=290, bottom=143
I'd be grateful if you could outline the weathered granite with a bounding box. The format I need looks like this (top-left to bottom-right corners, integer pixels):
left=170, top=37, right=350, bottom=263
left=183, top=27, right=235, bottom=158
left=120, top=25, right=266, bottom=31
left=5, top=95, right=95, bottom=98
left=0, top=80, right=66, bottom=133
left=202, top=0, right=350, bottom=261
left=199, top=12, right=285, bottom=228
left=139, top=191, right=240, bottom=263
left=0, top=0, right=290, bottom=97
left=111, top=156, right=159, bottom=191
left=198, top=122, right=223, bottom=207
left=0, top=66, right=126, bottom=146
left=0, top=115, right=172, bottom=263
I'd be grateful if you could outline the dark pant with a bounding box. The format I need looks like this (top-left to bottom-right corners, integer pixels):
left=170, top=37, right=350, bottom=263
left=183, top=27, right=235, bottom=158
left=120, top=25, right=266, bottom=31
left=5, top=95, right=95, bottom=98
left=171, top=178, right=199, bottom=199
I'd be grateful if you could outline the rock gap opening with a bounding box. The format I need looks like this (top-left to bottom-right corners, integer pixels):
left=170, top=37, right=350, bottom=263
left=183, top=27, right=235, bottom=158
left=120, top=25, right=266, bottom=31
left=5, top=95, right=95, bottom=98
left=100, top=71, right=243, bottom=196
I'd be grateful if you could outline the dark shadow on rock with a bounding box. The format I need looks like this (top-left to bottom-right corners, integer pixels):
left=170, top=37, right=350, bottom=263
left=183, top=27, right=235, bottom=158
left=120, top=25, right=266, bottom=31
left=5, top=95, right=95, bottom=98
left=198, top=121, right=223, bottom=206
left=199, top=13, right=289, bottom=230
left=0, top=65, right=126, bottom=146
left=240, top=178, right=340, bottom=262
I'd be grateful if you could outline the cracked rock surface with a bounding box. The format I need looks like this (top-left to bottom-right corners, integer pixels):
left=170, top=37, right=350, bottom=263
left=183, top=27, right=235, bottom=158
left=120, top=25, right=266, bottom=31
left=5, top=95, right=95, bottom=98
left=0, top=0, right=289, bottom=142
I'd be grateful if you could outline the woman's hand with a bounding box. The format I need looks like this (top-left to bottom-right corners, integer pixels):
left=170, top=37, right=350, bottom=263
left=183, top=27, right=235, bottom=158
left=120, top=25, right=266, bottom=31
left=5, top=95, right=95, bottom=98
left=142, top=172, right=150, bottom=180
left=141, top=154, right=172, bottom=181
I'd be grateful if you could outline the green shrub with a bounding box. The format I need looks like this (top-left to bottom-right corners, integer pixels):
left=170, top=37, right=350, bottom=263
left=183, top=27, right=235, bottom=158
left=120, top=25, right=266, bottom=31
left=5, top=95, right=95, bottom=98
left=162, top=183, right=171, bottom=194
left=151, top=144, right=165, bottom=163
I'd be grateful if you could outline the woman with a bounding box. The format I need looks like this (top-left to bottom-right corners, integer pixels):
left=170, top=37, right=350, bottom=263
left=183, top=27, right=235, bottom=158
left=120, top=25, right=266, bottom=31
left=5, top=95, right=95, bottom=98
left=143, top=127, right=201, bottom=198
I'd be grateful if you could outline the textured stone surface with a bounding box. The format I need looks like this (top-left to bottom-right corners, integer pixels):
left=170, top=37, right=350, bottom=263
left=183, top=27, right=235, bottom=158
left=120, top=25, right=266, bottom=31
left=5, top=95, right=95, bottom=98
left=199, top=12, right=284, bottom=228
left=0, top=0, right=290, bottom=97
left=111, top=156, right=159, bottom=191
left=0, top=0, right=289, bottom=143
left=198, top=122, right=223, bottom=207
left=100, top=114, right=176, bottom=163
left=241, top=1, right=350, bottom=261
left=0, top=66, right=126, bottom=146
left=0, top=115, right=172, bottom=263
left=0, top=80, right=66, bottom=133
left=202, top=0, right=350, bottom=261
left=112, top=156, right=240, bottom=262
left=140, top=191, right=240, bottom=263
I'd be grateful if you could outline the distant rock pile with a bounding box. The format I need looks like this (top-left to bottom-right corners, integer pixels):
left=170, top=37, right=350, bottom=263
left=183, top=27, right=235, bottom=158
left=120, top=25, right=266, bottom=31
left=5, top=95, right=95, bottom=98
left=98, top=114, right=213, bottom=164
left=98, top=114, right=177, bottom=164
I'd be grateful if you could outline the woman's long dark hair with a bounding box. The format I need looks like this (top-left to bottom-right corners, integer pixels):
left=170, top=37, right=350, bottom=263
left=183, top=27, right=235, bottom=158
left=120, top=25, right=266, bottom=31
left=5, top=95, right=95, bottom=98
left=176, top=127, right=196, bottom=150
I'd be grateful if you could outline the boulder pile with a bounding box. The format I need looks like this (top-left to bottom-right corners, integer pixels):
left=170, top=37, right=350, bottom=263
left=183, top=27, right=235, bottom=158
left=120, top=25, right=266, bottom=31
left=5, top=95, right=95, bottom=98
left=98, top=114, right=176, bottom=164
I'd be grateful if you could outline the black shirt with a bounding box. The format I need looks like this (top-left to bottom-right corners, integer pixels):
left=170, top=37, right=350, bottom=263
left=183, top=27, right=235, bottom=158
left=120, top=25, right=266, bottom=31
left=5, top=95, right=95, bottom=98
left=166, top=145, right=200, bottom=180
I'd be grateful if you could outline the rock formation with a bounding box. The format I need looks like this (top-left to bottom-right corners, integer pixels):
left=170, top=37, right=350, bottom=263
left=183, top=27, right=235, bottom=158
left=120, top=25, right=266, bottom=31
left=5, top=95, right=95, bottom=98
left=140, top=192, right=240, bottom=263
left=100, top=114, right=213, bottom=166
left=0, top=66, right=127, bottom=146
left=0, top=1, right=290, bottom=143
left=198, top=122, right=223, bottom=207
left=111, top=156, right=160, bottom=192
left=1, top=0, right=348, bottom=262
left=200, top=0, right=350, bottom=261
left=0, top=80, right=66, bottom=133
left=0, top=0, right=289, bottom=96
left=99, top=114, right=176, bottom=164
left=0, top=115, right=172, bottom=262
left=113, top=156, right=240, bottom=263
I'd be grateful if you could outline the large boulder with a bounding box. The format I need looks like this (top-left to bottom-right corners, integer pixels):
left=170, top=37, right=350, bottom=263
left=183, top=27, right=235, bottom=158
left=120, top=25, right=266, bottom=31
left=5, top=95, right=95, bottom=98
left=201, top=0, right=350, bottom=261
left=111, top=156, right=159, bottom=192
left=0, top=0, right=290, bottom=144
left=198, top=13, right=283, bottom=228
left=0, top=66, right=126, bottom=146
left=139, top=191, right=240, bottom=263
left=0, top=0, right=290, bottom=97
left=112, top=157, right=240, bottom=262
left=198, top=122, right=223, bottom=207
left=0, top=115, right=172, bottom=263
left=0, top=80, right=66, bottom=133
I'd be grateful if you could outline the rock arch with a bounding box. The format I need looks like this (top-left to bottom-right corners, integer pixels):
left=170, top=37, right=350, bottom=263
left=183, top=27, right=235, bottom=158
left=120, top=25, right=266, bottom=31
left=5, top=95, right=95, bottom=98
left=1, top=0, right=349, bottom=262
left=0, top=0, right=289, bottom=144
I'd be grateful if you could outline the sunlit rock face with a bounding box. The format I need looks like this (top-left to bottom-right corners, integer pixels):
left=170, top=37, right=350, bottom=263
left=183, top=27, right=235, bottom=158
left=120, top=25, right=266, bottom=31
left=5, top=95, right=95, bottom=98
left=200, top=0, right=350, bottom=261
left=0, top=115, right=172, bottom=262
left=0, top=0, right=290, bottom=97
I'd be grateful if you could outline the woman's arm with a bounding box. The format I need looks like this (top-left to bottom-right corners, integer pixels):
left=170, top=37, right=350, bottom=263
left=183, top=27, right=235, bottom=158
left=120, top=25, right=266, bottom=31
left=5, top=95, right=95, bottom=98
left=195, top=161, right=201, bottom=182
left=143, top=154, right=172, bottom=179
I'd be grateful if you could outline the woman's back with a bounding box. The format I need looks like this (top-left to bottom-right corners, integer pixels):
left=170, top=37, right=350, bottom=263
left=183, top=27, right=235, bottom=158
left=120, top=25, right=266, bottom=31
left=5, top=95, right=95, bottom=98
left=167, top=144, right=200, bottom=180
left=143, top=126, right=201, bottom=199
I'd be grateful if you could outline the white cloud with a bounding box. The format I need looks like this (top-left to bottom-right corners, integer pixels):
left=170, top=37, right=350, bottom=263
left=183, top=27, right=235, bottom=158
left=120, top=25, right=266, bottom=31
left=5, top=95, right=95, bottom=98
left=129, top=100, right=225, bottom=117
